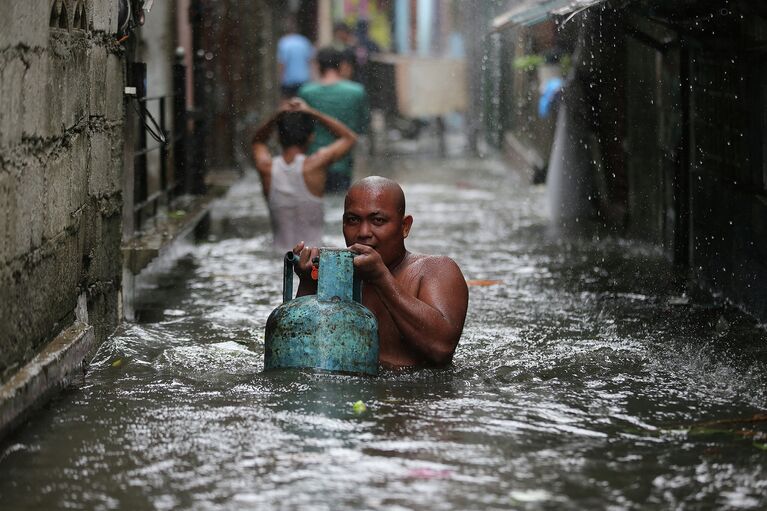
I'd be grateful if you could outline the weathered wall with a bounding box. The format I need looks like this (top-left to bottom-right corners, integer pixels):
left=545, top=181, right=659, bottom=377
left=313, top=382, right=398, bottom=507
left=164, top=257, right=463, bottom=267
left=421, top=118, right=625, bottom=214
left=688, top=17, right=767, bottom=320
left=622, top=7, right=767, bottom=321
left=624, top=17, right=677, bottom=248
left=0, top=0, right=124, bottom=383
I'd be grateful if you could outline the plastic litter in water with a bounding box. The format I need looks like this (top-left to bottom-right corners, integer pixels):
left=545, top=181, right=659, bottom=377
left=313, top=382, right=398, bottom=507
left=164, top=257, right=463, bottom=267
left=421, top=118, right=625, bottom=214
left=407, top=468, right=453, bottom=480
left=352, top=400, right=367, bottom=414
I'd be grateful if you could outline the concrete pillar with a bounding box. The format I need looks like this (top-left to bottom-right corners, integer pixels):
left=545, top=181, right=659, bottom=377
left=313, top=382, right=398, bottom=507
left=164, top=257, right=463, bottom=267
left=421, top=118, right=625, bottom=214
left=463, top=0, right=484, bottom=155
left=332, top=0, right=343, bottom=20
left=416, top=0, right=433, bottom=56
left=176, top=0, right=194, bottom=109
left=318, top=0, right=332, bottom=46
left=395, top=0, right=411, bottom=53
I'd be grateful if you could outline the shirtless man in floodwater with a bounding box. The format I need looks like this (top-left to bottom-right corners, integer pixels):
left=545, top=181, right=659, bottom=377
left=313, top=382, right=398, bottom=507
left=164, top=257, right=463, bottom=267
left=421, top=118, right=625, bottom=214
left=293, top=176, right=469, bottom=368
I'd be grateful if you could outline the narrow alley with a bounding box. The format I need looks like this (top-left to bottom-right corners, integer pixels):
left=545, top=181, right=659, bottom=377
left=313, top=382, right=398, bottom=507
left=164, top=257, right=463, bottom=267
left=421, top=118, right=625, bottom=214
left=2, top=150, right=766, bottom=508
left=3, top=1, right=767, bottom=509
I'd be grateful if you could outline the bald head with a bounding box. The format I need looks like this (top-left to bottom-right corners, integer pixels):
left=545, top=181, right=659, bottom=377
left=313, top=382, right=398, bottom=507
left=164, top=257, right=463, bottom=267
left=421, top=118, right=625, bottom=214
left=346, top=176, right=406, bottom=216
left=343, top=176, right=412, bottom=262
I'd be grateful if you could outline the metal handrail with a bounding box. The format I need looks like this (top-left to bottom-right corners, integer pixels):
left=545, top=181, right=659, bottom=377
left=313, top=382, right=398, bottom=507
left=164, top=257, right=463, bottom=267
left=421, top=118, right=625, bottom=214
left=129, top=56, right=196, bottom=234
left=140, top=94, right=176, bottom=102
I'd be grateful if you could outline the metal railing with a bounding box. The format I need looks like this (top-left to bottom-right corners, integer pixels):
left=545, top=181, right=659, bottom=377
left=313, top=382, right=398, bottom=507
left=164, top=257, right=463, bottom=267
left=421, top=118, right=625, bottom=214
left=131, top=56, right=200, bottom=233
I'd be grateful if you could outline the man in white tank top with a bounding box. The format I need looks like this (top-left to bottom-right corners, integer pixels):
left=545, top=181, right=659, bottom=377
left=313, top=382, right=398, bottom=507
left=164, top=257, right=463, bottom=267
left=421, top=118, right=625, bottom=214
left=251, top=99, right=357, bottom=251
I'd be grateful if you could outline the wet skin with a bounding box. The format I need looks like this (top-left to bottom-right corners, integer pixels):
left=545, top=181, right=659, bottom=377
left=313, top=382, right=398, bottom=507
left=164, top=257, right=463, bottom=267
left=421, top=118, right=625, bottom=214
left=295, top=177, right=469, bottom=367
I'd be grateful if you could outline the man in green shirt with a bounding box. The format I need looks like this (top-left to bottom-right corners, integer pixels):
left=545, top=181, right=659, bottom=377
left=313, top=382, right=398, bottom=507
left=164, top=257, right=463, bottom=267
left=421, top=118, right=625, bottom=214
left=299, top=47, right=370, bottom=193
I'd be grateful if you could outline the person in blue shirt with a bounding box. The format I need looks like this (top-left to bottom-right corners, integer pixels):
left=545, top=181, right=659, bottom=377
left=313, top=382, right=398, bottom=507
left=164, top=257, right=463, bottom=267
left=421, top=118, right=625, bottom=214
left=277, top=18, right=314, bottom=98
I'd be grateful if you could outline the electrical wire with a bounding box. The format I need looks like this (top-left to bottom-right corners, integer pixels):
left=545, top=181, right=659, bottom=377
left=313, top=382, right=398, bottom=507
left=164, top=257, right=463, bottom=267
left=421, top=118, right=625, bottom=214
left=132, top=98, right=167, bottom=144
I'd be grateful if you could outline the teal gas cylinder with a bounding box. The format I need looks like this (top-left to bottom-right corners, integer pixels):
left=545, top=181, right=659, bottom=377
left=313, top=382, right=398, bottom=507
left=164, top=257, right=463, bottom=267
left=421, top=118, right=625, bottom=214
left=264, top=248, right=379, bottom=375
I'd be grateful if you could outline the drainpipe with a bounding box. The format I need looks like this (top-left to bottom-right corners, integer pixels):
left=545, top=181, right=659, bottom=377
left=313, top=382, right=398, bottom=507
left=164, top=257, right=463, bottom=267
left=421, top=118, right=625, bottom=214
left=189, top=0, right=207, bottom=195
left=416, top=0, right=433, bottom=56
left=172, top=49, right=188, bottom=200
left=676, top=42, right=691, bottom=266
left=318, top=0, right=332, bottom=46
left=464, top=0, right=484, bottom=155
left=395, top=0, right=410, bottom=53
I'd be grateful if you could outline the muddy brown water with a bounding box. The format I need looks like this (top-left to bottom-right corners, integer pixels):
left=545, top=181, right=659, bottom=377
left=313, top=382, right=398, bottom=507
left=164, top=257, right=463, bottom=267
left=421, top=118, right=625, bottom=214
left=1, top=155, right=766, bottom=510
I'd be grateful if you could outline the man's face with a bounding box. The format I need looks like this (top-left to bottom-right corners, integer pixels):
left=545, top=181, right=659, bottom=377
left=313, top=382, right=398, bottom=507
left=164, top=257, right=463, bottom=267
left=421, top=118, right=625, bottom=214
left=343, top=187, right=412, bottom=266
left=334, top=29, right=350, bottom=44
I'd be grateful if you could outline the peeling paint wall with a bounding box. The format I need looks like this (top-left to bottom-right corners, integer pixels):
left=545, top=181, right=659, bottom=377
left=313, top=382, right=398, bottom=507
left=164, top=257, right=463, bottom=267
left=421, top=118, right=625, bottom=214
left=0, top=1, right=125, bottom=383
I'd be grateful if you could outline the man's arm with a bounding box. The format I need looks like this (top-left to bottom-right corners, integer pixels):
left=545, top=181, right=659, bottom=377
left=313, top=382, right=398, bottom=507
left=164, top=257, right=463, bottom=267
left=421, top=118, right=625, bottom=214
left=251, top=108, right=284, bottom=196
left=251, top=111, right=280, bottom=170
left=300, top=102, right=357, bottom=172
left=350, top=244, right=469, bottom=366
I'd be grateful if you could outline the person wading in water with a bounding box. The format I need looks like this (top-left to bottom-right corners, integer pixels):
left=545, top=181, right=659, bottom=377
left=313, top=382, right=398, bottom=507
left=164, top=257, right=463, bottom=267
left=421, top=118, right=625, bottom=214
left=251, top=98, right=357, bottom=251
left=292, top=177, right=469, bottom=367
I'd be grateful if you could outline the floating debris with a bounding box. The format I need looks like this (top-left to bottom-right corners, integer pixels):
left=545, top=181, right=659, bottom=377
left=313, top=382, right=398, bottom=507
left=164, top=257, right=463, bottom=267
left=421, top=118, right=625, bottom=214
left=466, top=279, right=503, bottom=287
left=407, top=467, right=453, bottom=480
left=168, top=210, right=186, bottom=220
left=352, top=400, right=367, bottom=414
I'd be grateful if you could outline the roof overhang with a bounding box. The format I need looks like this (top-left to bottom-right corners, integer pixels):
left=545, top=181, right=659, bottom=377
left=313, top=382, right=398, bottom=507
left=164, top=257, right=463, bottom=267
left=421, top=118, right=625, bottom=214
left=491, top=0, right=608, bottom=31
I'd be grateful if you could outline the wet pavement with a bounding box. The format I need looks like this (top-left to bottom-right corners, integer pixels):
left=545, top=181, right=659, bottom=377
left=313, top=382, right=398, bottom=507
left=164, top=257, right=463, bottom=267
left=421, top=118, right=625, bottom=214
left=1, top=152, right=766, bottom=510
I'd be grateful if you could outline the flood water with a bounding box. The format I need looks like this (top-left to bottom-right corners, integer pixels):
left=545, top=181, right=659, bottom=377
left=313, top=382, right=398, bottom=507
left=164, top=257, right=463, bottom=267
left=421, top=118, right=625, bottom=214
left=1, top=152, right=766, bottom=510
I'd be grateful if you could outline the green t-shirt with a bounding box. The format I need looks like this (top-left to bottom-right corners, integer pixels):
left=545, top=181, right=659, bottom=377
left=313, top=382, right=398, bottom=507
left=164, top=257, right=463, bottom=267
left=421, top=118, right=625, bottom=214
left=298, top=80, right=370, bottom=176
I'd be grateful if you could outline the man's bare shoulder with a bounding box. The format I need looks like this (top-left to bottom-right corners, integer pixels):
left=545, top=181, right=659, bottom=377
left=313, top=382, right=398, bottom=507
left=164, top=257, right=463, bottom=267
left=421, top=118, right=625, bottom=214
left=400, top=253, right=465, bottom=280
left=400, top=253, right=468, bottom=315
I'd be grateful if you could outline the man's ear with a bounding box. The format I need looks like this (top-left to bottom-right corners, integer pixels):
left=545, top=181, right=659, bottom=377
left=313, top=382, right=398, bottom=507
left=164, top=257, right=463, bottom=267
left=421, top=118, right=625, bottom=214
left=402, top=215, right=413, bottom=239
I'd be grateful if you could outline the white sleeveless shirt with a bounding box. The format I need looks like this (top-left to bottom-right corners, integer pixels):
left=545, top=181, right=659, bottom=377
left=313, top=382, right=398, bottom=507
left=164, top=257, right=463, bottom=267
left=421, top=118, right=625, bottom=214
left=268, top=154, right=324, bottom=251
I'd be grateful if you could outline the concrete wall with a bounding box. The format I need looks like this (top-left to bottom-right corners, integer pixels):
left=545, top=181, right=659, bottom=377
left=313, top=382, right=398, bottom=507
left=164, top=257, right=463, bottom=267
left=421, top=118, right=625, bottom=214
left=0, top=0, right=125, bottom=383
